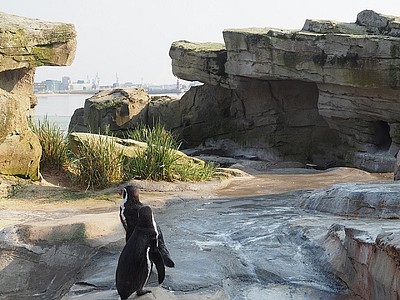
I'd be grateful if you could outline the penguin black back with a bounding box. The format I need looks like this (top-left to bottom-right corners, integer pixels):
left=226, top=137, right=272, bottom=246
left=116, top=205, right=165, bottom=299
left=119, top=185, right=142, bottom=239
left=119, top=185, right=175, bottom=268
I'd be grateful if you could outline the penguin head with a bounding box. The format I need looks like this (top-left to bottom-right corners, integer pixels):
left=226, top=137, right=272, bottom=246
left=121, top=185, right=140, bottom=204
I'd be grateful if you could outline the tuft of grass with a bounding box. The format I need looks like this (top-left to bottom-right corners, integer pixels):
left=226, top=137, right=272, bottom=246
left=71, top=134, right=125, bottom=189
left=124, top=123, right=180, bottom=181
left=30, top=118, right=216, bottom=189
left=124, top=122, right=215, bottom=182
left=173, top=159, right=216, bottom=182
left=29, top=116, right=69, bottom=171
left=125, top=122, right=180, bottom=149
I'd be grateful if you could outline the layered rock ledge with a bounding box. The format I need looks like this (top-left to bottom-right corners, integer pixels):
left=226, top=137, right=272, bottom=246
left=321, top=225, right=400, bottom=299
left=169, top=10, right=400, bottom=172
left=0, top=12, right=76, bottom=179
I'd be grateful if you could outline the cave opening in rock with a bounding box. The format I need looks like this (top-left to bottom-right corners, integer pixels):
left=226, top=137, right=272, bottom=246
left=372, top=120, right=391, bottom=151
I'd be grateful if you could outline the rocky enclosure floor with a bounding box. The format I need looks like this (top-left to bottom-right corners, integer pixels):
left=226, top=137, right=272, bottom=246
left=0, top=166, right=394, bottom=299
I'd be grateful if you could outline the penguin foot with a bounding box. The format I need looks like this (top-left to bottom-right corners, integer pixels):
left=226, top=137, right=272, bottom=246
left=137, top=289, right=151, bottom=296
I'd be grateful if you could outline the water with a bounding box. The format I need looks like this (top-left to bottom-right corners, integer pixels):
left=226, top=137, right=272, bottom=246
left=32, top=93, right=91, bottom=131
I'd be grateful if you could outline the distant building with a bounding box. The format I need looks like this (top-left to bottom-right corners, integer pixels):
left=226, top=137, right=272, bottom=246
left=34, top=79, right=62, bottom=93
left=33, top=75, right=195, bottom=94
left=33, top=82, right=47, bottom=93
left=61, top=76, right=71, bottom=91
left=70, top=80, right=93, bottom=91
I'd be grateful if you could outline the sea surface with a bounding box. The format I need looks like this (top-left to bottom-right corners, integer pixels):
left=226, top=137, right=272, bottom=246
left=31, top=92, right=184, bottom=131
left=31, top=93, right=90, bottom=131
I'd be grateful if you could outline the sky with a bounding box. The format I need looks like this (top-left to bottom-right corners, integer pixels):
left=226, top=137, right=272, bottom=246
left=2, top=1, right=400, bottom=85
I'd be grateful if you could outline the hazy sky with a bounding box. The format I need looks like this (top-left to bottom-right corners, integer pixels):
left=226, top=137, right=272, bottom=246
left=2, top=1, right=400, bottom=85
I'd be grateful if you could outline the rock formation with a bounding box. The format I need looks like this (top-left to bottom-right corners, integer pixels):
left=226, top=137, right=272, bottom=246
left=299, top=181, right=400, bottom=218
left=299, top=178, right=400, bottom=298
left=321, top=225, right=400, bottom=299
left=0, top=213, right=119, bottom=298
left=67, top=10, right=400, bottom=172
left=167, top=10, right=400, bottom=172
left=0, top=12, right=76, bottom=179
left=68, top=88, right=150, bottom=133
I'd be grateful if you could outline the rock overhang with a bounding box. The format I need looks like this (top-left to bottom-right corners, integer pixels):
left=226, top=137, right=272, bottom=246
left=168, top=10, right=400, bottom=172
left=169, top=40, right=227, bottom=85
left=170, top=9, right=400, bottom=90
left=0, top=11, right=77, bottom=71
left=0, top=11, right=77, bottom=180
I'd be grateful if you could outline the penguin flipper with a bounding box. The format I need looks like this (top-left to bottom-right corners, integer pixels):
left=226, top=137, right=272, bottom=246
left=160, top=246, right=175, bottom=268
left=157, top=226, right=175, bottom=268
left=150, top=250, right=165, bottom=284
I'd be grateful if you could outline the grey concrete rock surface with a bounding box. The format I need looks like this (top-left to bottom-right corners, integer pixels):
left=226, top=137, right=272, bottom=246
left=1, top=167, right=399, bottom=300
left=299, top=181, right=400, bottom=218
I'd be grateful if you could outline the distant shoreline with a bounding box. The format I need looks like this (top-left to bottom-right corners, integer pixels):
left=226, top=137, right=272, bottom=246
left=35, top=92, right=96, bottom=97
left=35, top=89, right=187, bottom=97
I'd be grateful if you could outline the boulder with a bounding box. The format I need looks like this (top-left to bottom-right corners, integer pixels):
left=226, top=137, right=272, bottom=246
left=356, top=10, right=400, bottom=36
left=0, top=12, right=76, bottom=179
left=69, top=88, right=150, bottom=133
left=299, top=181, right=400, bottom=218
left=169, top=41, right=228, bottom=85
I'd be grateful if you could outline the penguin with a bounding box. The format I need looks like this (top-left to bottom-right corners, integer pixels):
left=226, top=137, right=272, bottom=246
left=116, top=205, right=165, bottom=299
left=119, top=185, right=175, bottom=268
left=119, top=185, right=141, bottom=240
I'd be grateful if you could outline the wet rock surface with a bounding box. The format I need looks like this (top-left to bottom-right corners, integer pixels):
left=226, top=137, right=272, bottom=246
left=0, top=167, right=398, bottom=299
left=300, top=181, right=400, bottom=218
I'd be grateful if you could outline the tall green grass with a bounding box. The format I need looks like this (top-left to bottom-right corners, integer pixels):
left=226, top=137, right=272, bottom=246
left=125, top=123, right=216, bottom=182
left=30, top=118, right=216, bottom=189
left=124, top=124, right=180, bottom=181
left=29, top=116, right=69, bottom=171
left=71, top=134, right=125, bottom=189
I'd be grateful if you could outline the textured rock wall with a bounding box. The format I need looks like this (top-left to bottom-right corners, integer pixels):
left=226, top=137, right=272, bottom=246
left=322, top=225, right=400, bottom=299
left=169, top=10, right=400, bottom=172
left=149, top=80, right=341, bottom=165
left=0, top=12, right=76, bottom=179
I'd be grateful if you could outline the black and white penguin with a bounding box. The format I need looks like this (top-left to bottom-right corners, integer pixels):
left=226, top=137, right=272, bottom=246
left=116, top=205, right=165, bottom=299
left=119, top=185, right=142, bottom=240
left=119, top=185, right=175, bottom=268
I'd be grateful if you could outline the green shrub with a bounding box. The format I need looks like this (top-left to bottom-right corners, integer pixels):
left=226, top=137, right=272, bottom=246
left=29, top=116, right=69, bottom=171
left=71, top=134, right=125, bottom=189
left=124, top=123, right=215, bottom=181
left=124, top=123, right=179, bottom=181
left=31, top=118, right=216, bottom=188
left=173, top=159, right=216, bottom=182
